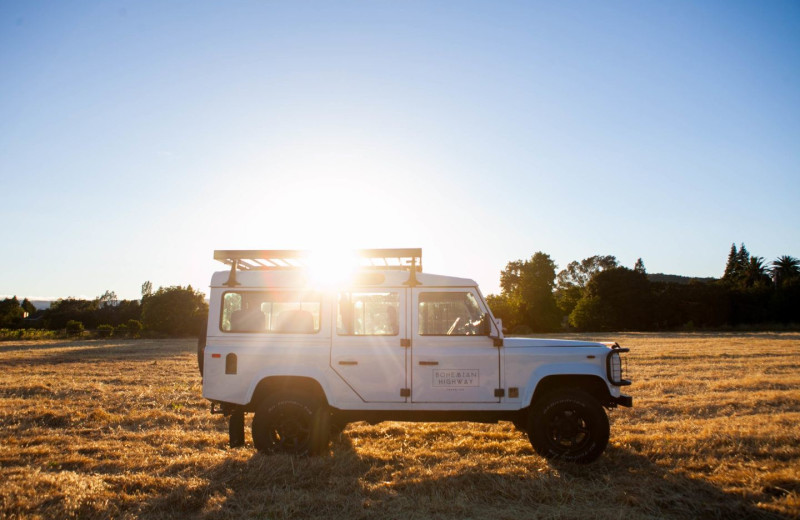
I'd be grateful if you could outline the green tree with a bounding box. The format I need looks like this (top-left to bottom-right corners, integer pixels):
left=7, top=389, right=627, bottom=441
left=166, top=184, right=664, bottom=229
left=498, top=252, right=560, bottom=332
left=569, top=267, right=652, bottom=331
left=634, top=258, right=646, bottom=274
left=141, top=285, right=208, bottom=336
left=45, top=298, right=99, bottom=329
left=98, top=290, right=118, bottom=308
left=736, top=243, right=750, bottom=270
left=743, top=256, right=771, bottom=288
left=555, top=255, right=618, bottom=316
left=141, top=281, right=153, bottom=298
left=21, top=298, right=37, bottom=315
left=723, top=243, right=739, bottom=281
left=485, top=293, right=520, bottom=333
left=771, top=255, right=800, bottom=287
left=0, top=297, right=24, bottom=328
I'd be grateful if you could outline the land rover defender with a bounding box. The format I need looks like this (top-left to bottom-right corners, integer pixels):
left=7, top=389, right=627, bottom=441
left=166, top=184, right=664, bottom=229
left=199, top=249, right=631, bottom=463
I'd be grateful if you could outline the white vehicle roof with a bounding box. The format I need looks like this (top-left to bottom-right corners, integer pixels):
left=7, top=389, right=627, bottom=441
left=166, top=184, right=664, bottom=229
left=209, top=249, right=478, bottom=290
left=210, top=270, right=477, bottom=289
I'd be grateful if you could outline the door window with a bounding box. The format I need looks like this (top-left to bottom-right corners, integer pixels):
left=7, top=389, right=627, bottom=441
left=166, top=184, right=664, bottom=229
left=221, top=291, right=321, bottom=333
left=418, top=291, right=487, bottom=336
left=337, top=292, right=400, bottom=336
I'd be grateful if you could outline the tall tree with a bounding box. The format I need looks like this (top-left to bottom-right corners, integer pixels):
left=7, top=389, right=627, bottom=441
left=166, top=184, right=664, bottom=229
left=723, top=243, right=739, bottom=281
left=634, top=258, right=646, bottom=274
left=555, top=255, right=618, bottom=316
left=743, top=256, right=771, bottom=288
left=771, top=255, right=800, bottom=287
left=723, top=243, right=754, bottom=287
left=736, top=243, right=750, bottom=274
left=141, top=280, right=153, bottom=299
left=98, top=290, right=118, bottom=308
left=498, top=252, right=561, bottom=332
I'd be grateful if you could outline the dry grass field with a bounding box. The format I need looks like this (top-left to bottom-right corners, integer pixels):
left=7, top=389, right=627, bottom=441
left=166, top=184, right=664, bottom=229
left=1, top=333, right=798, bottom=519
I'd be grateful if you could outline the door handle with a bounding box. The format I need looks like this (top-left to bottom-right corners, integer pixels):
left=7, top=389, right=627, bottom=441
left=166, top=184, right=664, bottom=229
left=419, top=361, right=439, bottom=366
left=338, top=360, right=358, bottom=366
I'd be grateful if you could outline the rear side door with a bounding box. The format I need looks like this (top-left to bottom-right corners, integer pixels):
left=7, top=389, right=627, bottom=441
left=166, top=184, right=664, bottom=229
left=410, top=288, right=500, bottom=403
left=330, top=289, right=409, bottom=402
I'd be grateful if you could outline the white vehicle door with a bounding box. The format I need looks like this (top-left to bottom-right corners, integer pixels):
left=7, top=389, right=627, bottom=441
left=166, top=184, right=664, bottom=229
left=330, top=289, right=409, bottom=402
left=410, top=288, right=500, bottom=403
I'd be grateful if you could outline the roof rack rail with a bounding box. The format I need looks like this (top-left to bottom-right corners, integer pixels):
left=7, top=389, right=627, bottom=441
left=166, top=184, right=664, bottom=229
left=214, top=249, right=423, bottom=286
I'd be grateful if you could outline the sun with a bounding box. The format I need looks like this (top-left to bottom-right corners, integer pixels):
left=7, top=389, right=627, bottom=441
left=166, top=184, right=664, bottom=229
left=306, top=248, right=360, bottom=289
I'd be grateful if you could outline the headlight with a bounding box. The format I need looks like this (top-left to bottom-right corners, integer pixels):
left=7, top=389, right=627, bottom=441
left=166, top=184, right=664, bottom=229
left=606, top=347, right=631, bottom=386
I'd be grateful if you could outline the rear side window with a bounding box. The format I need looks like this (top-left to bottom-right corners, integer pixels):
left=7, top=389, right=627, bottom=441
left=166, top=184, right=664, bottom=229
left=418, top=291, right=487, bottom=336
left=337, top=292, right=399, bottom=336
left=221, top=291, right=321, bottom=333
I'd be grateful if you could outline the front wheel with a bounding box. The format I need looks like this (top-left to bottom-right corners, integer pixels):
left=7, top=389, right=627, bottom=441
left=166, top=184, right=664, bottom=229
left=251, top=392, right=330, bottom=456
left=527, top=389, right=609, bottom=464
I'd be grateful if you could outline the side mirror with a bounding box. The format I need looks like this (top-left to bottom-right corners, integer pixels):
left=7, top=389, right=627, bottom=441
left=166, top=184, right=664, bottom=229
left=485, top=313, right=503, bottom=347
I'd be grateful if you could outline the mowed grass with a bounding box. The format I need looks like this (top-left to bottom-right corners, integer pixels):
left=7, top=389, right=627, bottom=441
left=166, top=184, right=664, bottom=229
left=0, top=334, right=798, bottom=520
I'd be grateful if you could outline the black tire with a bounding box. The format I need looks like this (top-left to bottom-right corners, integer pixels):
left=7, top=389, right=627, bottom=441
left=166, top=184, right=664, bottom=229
left=527, top=389, right=609, bottom=464
left=252, top=392, right=330, bottom=456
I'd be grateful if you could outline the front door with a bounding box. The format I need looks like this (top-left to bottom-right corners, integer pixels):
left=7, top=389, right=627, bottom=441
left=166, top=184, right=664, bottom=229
left=411, top=288, right=500, bottom=403
left=330, top=289, right=409, bottom=402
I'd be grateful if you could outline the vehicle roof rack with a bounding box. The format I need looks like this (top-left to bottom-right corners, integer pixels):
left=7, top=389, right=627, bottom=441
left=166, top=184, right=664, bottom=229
left=214, top=249, right=423, bottom=286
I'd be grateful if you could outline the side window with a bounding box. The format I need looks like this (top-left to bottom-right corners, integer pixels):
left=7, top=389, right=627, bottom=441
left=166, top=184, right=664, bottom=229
left=221, top=291, right=321, bottom=333
left=418, top=291, right=487, bottom=336
left=337, top=292, right=400, bottom=336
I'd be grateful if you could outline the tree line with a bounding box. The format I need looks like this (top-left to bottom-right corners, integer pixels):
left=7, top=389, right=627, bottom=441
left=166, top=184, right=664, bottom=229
left=0, top=283, right=208, bottom=338
left=3, top=244, right=798, bottom=337
left=486, top=244, right=800, bottom=333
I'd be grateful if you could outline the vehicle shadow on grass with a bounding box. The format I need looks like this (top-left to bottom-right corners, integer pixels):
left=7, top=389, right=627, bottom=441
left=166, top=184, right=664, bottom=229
left=142, top=428, right=789, bottom=520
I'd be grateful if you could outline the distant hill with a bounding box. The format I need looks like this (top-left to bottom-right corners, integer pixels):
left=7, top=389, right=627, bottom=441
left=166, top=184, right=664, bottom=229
left=30, top=300, right=54, bottom=310
left=647, top=273, right=717, bottom=285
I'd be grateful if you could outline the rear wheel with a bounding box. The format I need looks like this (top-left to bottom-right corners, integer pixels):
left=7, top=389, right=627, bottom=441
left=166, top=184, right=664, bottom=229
left=527, top=389, right=609, bottom=464
left=252, top=392, right=330, bottom=456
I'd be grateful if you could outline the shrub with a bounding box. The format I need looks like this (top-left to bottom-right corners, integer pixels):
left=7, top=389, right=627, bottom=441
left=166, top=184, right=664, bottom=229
left=97, top=324, right=114, bottom=338
left=65, top=320, right=84, bottom=337
left=0, top=329, right=59, bottom=341
left=115, top=323, right=128, bottom=337
left=126, top=319, right=143, bottom=338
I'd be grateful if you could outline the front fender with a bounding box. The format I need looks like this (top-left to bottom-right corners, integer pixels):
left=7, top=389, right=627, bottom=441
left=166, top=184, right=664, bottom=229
left=521, top=362, right=610, bottom=407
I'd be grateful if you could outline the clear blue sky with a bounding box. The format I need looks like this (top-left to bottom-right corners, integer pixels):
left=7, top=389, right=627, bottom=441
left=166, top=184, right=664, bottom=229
left=2, top=1, right=798, bottom=301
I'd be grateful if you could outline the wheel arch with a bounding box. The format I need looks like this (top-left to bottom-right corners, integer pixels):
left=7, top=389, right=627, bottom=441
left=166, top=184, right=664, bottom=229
left=530, top=374, right=613, bottom=408
left=247, top=375, right=329, bottom=411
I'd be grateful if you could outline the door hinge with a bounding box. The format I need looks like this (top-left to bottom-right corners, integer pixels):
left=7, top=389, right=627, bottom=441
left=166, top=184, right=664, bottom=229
left=400, top=388, right=411, bottom=397
left=400, top=338, right=411, bottom=348
left=494, top=388, right=505, bottom=398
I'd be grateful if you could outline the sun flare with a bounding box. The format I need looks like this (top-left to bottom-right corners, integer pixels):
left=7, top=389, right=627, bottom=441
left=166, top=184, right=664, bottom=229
left=306, top=248, right=360, bottom=289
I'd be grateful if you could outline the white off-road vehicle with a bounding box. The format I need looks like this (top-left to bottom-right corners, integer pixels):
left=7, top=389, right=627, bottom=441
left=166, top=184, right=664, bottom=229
left=199, top=249, right=631, bottom=463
